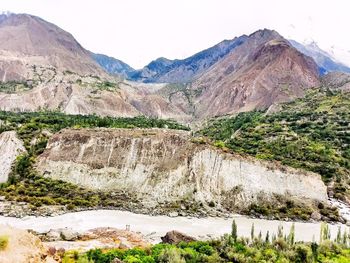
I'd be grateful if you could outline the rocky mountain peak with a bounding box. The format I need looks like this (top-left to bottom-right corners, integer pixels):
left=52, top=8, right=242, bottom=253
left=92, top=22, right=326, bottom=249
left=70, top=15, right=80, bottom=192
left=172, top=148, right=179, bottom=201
left=0, top=13, right=105, bottom=81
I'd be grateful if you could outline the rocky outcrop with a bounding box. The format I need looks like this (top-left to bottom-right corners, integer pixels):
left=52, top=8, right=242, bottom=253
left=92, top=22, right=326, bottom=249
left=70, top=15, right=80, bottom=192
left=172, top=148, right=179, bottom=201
left=161, top=231, right=196, bottom=244
left=0, top=225, right=58, bottom=263
left=0, top=131, right=26, bottom=183
left=36, top=128, right=328, bottom=211
left=39, top=227, right=150, bottom=252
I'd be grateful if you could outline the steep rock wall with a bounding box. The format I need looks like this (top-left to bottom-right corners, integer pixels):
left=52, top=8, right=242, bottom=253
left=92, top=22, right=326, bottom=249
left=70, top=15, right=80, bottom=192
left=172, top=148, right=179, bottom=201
left=0, top=131, right=26, bottom=183
left=36, top=129, right=328, bottom=209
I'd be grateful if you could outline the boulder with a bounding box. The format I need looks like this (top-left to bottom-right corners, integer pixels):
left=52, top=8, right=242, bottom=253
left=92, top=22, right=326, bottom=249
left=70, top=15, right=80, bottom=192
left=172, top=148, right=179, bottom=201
left=311, top=211, right=322, bottom=221
left=60, top=228, right=79, bottom=241
left=45, top=230, right=61, bottom=242
left=161, top=230, right=196, bottom=244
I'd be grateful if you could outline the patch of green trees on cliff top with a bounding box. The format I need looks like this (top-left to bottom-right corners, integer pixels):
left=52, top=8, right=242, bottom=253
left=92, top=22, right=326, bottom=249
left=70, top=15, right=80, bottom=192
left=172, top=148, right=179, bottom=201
left=198, top=88, right=350, bottom=201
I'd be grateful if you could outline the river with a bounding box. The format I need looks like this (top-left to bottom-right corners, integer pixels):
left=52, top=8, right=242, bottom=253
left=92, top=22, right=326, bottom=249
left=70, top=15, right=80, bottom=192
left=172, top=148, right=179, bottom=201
left=0, top=209, right=349, bottom=243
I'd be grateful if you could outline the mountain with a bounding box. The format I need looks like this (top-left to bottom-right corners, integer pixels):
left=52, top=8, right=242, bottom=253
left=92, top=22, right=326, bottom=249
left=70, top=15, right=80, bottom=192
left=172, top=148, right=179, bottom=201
left=0, top=14, right=323, bottom=121
left=289, top=40, right=350, bottom=75
left=0, top=13, right=105, bottom=81
left=129, top=35, right=247, bottom=83
left=191, top=29, right=320, bottom=118
left=327, top=45, right=350, bottom=68
left=321, top=72, right=350, bottom=91
left=92, top=53, right=134, bottom=78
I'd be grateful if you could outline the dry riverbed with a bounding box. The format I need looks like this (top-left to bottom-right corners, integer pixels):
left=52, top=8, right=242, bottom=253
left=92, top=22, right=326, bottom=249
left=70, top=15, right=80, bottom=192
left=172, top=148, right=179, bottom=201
left=0, top=209, right=349, bottom=245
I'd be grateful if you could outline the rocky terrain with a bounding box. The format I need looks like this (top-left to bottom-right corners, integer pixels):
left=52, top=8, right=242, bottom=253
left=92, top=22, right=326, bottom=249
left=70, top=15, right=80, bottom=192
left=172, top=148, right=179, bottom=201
left=0, top=68, right=192, bottom=121
left=0, top=131, right=26, bottom=183
left=191, top=30, right=320, bottom=118
left=321, top=71, right=350, bottom=91
left=0, top=13, right=105, bottom=81
left=36, top=128, right=328, bottom=215
left=0, top=225, right=57, bottom=263
left=0, top=14, right=331, bottom=121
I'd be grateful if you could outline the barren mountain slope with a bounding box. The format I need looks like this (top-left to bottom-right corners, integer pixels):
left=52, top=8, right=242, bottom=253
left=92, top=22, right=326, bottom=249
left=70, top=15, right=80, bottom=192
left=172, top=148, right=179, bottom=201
left=0, top=13, right=105, bottom=81
left=0, top=68, right=192, bottom=121
left=192, top=29, right=320, bottom=118
left=321, top=72, right=350, bottom=91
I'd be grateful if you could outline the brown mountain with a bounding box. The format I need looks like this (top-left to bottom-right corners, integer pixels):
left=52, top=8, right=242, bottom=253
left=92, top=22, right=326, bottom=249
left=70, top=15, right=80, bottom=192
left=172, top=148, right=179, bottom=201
left=0, top=13, right=104, bottom=81
left=191, top=29, right=320, bottom=118
left=0, top=14, right=321, bottom=122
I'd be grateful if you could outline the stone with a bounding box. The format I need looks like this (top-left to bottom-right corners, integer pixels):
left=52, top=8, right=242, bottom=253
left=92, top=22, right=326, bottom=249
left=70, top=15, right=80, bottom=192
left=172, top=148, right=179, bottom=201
left=168, top=212, right=178, bottom=217
left=45, top=229, right=61, bottom=241
left=161, top=230, right=196, bottom=245
left=60, top=228, right=79, bottom=241
left=311, top=211, right=322, bottom=221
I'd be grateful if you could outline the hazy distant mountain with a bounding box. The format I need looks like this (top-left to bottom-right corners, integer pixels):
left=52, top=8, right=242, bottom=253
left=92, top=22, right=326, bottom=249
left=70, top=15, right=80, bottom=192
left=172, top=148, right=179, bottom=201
left=92, top=53, right=134, bottom=78
left=289, top=40, right=350, bottom=75
left=192, top=29, right=320, bottom=118
left=129, top=35, right=247, bottom=83
left=327, top=46, right=350, bottom=68
left=0, top=13, right=104, bottom=81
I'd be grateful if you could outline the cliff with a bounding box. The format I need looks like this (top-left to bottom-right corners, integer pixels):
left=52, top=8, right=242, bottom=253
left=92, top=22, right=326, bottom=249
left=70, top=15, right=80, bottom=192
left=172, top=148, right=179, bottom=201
left=0, top=131, right=26, bottom=183
left=36, top=128, right=328, bottom=213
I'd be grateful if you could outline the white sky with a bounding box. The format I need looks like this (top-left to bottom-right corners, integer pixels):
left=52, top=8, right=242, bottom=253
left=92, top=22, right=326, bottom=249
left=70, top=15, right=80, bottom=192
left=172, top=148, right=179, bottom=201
left=1, top=0, right=349, bottom=69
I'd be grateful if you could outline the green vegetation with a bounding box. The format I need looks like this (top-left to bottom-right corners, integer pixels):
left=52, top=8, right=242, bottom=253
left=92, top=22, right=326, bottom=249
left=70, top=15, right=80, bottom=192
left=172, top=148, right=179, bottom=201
left=246, top=198, right=339, bottom=222
left=0, top=111, right=189, bottom=209
left=0, top=81, right=32, bottom=93
left=62, top=221, right=350, bottom=263
left=95, top=80, right=119, bottom=91
left=198, top=88, right=350, bottom=201
left=0, top=235, right=8, bottom=251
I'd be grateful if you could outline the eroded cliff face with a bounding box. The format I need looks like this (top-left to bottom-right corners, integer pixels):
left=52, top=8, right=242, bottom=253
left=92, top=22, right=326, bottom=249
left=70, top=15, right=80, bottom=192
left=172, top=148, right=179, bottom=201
left=0, top=131, right=26, bottom=183
left=36, top=129, right=328, bottom=211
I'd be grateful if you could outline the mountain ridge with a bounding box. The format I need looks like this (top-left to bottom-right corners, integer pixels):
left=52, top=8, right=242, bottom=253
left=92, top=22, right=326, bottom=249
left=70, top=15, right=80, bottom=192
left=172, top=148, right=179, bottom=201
left=0, top=13, right=105, bottom=81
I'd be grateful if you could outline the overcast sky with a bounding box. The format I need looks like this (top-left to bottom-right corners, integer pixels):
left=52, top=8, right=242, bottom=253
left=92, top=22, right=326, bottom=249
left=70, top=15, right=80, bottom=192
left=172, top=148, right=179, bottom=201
left=1, top=0, right=349, bottom=69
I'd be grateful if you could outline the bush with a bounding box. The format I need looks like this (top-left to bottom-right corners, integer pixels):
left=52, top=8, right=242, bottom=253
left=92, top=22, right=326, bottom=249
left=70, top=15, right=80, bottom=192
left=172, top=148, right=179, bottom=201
left=0, top=235, right=9, bottom=250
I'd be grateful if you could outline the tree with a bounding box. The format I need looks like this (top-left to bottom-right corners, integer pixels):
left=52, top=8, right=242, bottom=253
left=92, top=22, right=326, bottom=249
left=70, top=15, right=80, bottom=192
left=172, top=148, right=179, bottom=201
left=287, top=223, right=295, bottom=245
left=231, top=219, right=237, bottom=243
left=250, top=223, right=255, bottom=241
left=265, top=231, right=270, bottom=244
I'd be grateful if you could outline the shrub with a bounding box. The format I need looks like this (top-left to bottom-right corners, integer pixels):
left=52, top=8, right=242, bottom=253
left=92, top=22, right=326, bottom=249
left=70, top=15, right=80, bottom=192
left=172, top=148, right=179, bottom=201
left=0, top=235, right=9, bottom=250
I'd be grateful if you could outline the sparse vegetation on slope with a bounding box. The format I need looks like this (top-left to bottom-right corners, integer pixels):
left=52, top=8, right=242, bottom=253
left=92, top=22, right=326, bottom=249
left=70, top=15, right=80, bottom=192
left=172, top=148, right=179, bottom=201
left=0, top=111, right=189, bottom=211
left=198, top=88, right=350, bottom=202
left=0, top=81, right=33, bottom=93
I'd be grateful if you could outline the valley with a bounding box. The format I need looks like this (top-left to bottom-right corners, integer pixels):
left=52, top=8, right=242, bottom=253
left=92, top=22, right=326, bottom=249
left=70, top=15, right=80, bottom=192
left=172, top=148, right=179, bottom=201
left=0, top=10, right=349, bottom=263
